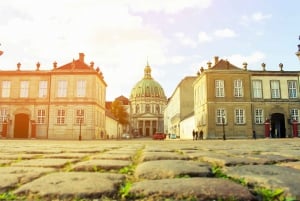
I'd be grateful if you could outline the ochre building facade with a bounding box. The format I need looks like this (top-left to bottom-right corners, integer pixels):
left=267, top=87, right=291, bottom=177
left=0, top=53, right=107, bottom=140
left=194, top=57, right=300, bottom=139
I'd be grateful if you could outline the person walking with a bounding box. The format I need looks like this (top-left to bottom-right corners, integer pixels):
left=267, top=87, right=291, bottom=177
left=192, top=130, right=195, bottom=140
left=252, top=130, right=256, bottom=140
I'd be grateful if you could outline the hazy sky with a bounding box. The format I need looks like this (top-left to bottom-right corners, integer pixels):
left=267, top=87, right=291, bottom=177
left=0, top=0, right=299, bottom=100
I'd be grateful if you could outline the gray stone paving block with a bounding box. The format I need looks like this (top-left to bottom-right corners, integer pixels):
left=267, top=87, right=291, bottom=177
left=202, top=155, right=268, bottom=166
left=72, top=159, right=131, bottom=171
left=223, top=164, right=300, bottom=198
left=14, top=172, right=125, bottom=200
left=11, top=158, right=78, bottom=168
left=279, top=161, right=300, bottom=170
left=129, top=177, right=256, bottom=201
left=141, top=152, right=189, bottom=161
left=247, top=154, right=298, bottom=164
left=135, top=160, right=211, bottom=179
left=44, top=152, right=91, bottom=159
left=0, top=153, right=42, bottom=160
left=0, top=167, right=55, bottom=193
left=93, top=153, right=133, bottom=160
left=0, top=159, right=13, bottom=166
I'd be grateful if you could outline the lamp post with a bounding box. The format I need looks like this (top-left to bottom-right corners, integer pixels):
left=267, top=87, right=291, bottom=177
left=79, top=118, right=82, bottom=141
left=222, top=115, right=226, bottom=140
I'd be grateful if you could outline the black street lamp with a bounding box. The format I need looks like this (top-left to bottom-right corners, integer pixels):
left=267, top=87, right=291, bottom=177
left=222, top=116, right=226, bottom=140
left=79, top=118, right=82, bottom=141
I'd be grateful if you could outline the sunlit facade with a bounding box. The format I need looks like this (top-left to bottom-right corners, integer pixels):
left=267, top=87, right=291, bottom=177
left=194, top=56, right=300, bottom=139
left=129, top=63, right=167, bottom=136
left=0, top=53, right=107, bottom=140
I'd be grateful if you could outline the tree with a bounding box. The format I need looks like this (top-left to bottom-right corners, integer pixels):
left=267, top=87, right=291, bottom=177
left=111, top=100, right=129, bottom=126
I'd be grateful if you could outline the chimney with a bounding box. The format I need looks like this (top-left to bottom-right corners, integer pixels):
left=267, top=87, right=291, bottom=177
left=207, top=61, right=212, bottom=69
left=279, top=63, right=283, bottom=71
left=242, top=62, right=247, bottom=70
left=261, top=63, right=266, bottom=71
left=79, top=53, right=85, bottom=62
left=53, top=61, right=57, bottom=69
left=214, top=56, right=219, bottom=65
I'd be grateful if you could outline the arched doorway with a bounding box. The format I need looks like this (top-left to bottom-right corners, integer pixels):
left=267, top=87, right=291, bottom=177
left=14, top=113, right=29, bottom=138
left=270, top=113, right=286, bottom=138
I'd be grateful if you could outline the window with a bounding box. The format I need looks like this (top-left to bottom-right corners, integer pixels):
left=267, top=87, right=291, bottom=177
left=235, top=109, right=245, bottom=124
left=291, top=109, right=299, bottom=121
left=255, top=108, right=264, bottom=124
left=20, top=81, right=29, bottom=98
left=145, top=104, right=150, bottom=113
left=252, top=80, right=262, bottom=98
left=77, top=80, right=86, bottom=97
left=0, top=108, right=8, bottom=123
left=215, top=80, right=224, bottom=97
left=145, top=86, right=150, bottom=97
left=288, top=81, right=297, bottom=98
left=156, top=105, right=160, bottom=114
left=270, top=80, right=280, bottom=98
left=234, top=80, right=243, bottom=97
left=39, top=81, right=48, bottom=98
left=136, top=105, right=139, bottom=113
left=37, top=109, right=46, bottom=124
left=2, top=81, right=11, bottom=98
left=57, top=80, right=67, bottom=97
left=57, top=109, right=65, bottom=124
left=216, top=108, right=226, bottom=124
left=76, top=109, right=84, bottom=124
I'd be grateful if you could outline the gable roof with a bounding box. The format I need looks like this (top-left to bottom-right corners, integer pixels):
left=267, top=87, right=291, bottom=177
left=212, top=59, right=243, bottom=70
left=54, top=59, right=93, bottom=71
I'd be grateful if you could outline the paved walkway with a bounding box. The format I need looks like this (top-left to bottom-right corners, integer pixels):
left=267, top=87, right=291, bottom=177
left=0, top=138, right=299, bottom=201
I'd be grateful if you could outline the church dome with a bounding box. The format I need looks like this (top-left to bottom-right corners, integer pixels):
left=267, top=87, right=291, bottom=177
left=130, top=63, right=166, bottom=99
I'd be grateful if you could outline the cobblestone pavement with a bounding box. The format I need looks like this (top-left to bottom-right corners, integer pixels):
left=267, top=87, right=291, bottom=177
left=0, top=138, right=299, bottom=201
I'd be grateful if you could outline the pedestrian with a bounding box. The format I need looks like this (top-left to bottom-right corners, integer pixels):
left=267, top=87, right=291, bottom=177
left=192, top=129, right=195, bottom=140
left=252, top=130, right=256, bottom=140
left=195, top=131, right=199, bottom=140
left=200, top=130, right=203, bottom=140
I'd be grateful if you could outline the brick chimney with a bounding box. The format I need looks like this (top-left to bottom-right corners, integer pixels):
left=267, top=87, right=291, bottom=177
left=79, top=53, right=85, bottom=63
left=214, top=56, right=219, bottom=65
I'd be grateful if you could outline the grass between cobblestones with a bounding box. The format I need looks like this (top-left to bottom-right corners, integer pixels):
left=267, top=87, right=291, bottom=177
left=118, top=146, right=144, bottom=200
left=211, top=165, right=297, bottom=201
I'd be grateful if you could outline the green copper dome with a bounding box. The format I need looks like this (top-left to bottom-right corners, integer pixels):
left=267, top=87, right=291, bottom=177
left=130, top=63, right=166, bottom=99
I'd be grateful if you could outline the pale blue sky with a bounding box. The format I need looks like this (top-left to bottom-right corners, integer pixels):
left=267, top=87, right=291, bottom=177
left=0, top=0, right=299, bottom=100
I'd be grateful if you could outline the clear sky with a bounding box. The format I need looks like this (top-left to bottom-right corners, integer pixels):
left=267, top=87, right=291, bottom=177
left=0, top=0, right=299, bottom=101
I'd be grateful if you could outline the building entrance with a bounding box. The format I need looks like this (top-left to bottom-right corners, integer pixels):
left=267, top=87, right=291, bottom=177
left=14, top=113, right=29, bottom=138
left=270, top=113, right=286, bottom=138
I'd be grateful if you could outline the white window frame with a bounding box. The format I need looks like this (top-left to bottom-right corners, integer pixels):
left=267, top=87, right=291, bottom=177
left=215, top=80, right=225, bottom=97
left=0, top=108, right=8, bottom=123
left=216, top=108, right=226, bottom=124
left=20, top=81, right=29, bottom=98
left=76, top=80, right=86, bottom=97
left=2, top=81, right=11, bottom=98
left=288, top=80, right=297, bottom=99
left=57, top=80, right=67, bottom=97
left=291, top=109, right=299, bottom=122
left=57, top=109, right=65, bottom=124
left=76, top=109, right=85, bottom=124
left=37, top=109, right=46, bottom=124
left=234, top=79, right=243, bottom=97
left=255, top=108, right=264, bottom=124
left=252, top=80, right=262, bottom=98
left=235, top=108, right=245, bottom=124
left=39, top=81, right=48, bottom=98
left=270, top=80, right=280, bottom=99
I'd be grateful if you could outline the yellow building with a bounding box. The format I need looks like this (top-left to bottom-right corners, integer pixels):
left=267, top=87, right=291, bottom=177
left=194, top=56, right=300, bottom=139
left=0, top=53, right=107, bottom=140
left=129, top=63, right=167, bottom=137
